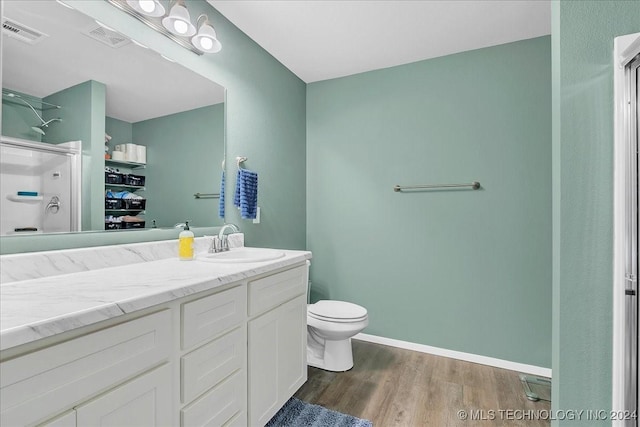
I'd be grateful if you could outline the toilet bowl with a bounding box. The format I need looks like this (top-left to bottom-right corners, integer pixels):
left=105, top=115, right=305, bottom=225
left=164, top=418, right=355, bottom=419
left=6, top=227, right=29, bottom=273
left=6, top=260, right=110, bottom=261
left=307, top=300, right=368, bottom=372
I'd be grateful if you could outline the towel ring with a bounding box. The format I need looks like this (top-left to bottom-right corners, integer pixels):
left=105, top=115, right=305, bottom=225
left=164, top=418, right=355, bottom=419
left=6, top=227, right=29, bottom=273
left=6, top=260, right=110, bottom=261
left=236, top=156, right=248, bottom=168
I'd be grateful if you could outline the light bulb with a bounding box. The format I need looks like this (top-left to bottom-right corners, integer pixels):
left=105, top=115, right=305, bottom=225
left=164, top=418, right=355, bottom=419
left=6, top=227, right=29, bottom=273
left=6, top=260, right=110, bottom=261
left=127, top=0, right=165, bottom=17
left=139, top=0, right=155, bottom=13
left=174, top=20, right=188, bottom=34
left=200, top=37, right=213, bottom=50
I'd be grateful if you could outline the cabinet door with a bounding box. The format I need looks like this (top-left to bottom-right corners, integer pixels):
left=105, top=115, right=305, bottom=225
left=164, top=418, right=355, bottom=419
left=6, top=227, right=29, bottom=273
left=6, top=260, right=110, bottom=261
left=248, top=295, right=307, bottom=426
left=276, top=294, right=307, bottom=399
left=76, top=364, right=172, bottom=427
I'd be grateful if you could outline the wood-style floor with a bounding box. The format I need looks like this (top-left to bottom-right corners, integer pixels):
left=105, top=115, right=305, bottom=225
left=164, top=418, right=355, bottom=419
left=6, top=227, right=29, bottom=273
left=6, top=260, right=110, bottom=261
left=294, top=340, right=551, bottom=427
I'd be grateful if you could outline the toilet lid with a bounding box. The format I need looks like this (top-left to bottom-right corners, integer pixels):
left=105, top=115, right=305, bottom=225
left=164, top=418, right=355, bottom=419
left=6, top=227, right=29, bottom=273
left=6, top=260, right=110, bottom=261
left=308, top=300, right=368, bottom=320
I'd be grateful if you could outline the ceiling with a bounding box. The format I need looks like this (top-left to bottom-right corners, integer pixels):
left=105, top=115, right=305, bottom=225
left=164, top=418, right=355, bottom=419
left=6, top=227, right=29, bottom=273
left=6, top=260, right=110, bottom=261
left=1, top=0, right=224, bottom=123
left=2, top=0, right=551, bottom=119
left=209, top=0, right=551, bottom=83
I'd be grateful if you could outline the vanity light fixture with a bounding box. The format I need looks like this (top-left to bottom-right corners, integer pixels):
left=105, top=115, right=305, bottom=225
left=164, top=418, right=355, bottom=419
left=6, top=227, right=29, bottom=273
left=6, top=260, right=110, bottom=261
left=191, top=15, right=221, bottom=53
left=106, top=0, right=222, bottom=55
left=162, top=0, right=196, bottom=37
left=125, top=0, right=165, bottom=17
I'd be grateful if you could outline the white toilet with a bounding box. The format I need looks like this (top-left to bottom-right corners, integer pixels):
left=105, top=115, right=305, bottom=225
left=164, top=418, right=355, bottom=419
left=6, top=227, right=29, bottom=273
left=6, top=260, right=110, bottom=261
left=307, top=300, right=369, bottom=372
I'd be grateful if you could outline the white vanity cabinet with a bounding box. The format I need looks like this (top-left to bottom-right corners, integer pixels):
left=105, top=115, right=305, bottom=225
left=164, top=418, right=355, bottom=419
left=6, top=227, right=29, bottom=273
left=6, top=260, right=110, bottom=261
left=0, top=258, right=310, bottom=427
left=247, top=264, right=309, bottom=426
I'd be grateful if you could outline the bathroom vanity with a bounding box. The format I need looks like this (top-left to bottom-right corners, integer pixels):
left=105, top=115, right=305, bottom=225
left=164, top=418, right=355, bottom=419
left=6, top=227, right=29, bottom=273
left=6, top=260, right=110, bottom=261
left=0, top=239, right=311, bottom=426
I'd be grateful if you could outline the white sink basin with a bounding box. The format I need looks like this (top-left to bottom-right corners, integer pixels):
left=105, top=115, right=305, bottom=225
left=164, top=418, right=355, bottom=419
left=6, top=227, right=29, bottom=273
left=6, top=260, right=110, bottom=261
left=197, top=247, right=285, bottom=263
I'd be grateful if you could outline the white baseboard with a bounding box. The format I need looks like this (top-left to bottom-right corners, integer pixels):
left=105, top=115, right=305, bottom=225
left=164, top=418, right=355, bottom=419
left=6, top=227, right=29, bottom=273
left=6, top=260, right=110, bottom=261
left=354, top=333, right=552, bottom=378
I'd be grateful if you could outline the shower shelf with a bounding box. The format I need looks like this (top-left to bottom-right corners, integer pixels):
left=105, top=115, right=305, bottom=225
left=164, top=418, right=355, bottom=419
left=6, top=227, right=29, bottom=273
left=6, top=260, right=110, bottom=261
left=1, top=92, right=61, bottom=111
left=6, top=195, right=44, bottom=203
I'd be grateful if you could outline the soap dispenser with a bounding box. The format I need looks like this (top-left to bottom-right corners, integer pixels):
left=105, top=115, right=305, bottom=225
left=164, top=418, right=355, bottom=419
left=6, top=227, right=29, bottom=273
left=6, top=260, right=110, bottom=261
left=178, top=221, right=195, bottom=261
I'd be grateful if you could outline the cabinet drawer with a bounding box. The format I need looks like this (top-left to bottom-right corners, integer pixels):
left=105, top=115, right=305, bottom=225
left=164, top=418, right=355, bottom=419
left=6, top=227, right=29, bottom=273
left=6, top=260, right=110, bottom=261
left=181, top=326, right=246, bottom=404
left=181, top=369, right=246, bottom=427
left=182, top=286, right=246, bottom=350
left=1, top=310, right=171, bottom=427
left=248, top=264, right=308, bottom=316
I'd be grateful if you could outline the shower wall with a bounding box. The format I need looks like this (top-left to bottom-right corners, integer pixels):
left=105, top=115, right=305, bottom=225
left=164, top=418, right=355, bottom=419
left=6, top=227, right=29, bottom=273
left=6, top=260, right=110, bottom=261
left=0, top=145, right=42, bottom=234
left=1, top=90, right=44, bottom=142
left=0, top=140, right=80, bottom=235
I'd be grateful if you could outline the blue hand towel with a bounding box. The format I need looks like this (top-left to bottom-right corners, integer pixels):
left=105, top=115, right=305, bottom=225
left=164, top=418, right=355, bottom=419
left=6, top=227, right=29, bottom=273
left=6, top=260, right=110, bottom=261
left=234, top=169, right=241, bottom=209
left=219, top=171, right=226, bottom=219
left=233, top=168, right=258, bottom=219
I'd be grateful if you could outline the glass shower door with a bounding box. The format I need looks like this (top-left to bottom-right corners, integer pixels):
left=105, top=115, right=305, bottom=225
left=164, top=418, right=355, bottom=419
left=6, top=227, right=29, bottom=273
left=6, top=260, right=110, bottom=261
left=0, top=137, right=81, bottom=235
left=624, top=55, right=639, bottom=427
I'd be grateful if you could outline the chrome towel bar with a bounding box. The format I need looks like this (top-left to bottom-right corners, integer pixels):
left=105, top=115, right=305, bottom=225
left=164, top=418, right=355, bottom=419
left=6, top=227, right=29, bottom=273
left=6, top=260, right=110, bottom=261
left=393, top=181, right=481, bottom=192
left=194, top=192, right=220, bottom=199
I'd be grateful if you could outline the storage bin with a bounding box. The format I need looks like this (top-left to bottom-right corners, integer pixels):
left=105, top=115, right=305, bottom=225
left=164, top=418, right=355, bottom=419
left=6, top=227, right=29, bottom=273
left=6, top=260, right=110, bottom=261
left=123, top=174, right=145, bottom=187
left=105, top=222, right=122, bottom=230
left=105, top=172, right=123, bottom=185
left=123, top=199, right=146, bottom=210
left=105, top=198, right=124, bottom=210
left=122, top=221, right=145, bottom=229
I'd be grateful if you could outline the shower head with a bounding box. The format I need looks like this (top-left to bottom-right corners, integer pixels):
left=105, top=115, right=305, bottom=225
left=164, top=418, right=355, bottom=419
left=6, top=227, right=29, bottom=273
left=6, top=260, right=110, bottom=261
left=3, top=92, right=62, bottom=135
left=31, top=118, right=62, bottom=135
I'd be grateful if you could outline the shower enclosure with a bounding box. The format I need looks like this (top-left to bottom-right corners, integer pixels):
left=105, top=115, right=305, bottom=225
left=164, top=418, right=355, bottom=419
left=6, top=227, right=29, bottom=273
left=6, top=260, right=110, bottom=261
left=614, top=32, right=640, bottom=427
left=0, top=136, right=81, bottom=235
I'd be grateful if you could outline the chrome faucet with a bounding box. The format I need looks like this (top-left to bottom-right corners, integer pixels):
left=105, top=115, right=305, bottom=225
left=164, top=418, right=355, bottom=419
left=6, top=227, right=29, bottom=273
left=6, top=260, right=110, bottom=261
left=215, top=223, right=240, bottom=252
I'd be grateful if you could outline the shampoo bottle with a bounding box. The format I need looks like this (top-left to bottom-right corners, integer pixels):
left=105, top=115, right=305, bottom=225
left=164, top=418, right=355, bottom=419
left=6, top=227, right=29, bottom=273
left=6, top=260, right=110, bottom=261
left=178, top=221, right=194, bottom=261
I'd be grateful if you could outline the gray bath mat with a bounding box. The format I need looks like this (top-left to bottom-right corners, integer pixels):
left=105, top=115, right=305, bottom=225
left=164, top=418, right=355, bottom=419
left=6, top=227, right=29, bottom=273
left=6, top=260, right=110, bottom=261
left=266, top=397, right=373, bottom=427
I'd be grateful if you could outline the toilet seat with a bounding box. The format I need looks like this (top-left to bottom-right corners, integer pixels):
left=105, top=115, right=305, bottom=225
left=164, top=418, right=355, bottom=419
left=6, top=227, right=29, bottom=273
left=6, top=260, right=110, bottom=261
left=308, top=300, right=368, bottom=323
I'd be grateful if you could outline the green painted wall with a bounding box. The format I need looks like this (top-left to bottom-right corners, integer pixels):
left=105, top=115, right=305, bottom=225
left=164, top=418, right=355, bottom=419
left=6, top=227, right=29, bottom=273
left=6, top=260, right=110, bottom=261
left=1, top=90, right=44, bottom=141
left=0, top=0, right=306, bottom=254
left=307, top=36, right=552, bottom=368
left=133, top=104, right=224, bottom=228
left=43, top=80, right=106, bottom=232
left=552, top=1, right=640, bottom=425
left=105, top=116, right=132, bottom=153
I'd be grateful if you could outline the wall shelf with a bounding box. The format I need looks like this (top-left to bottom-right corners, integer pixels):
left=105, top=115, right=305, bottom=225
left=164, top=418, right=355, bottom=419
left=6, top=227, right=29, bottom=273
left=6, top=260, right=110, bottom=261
left=105, top=184, right=146, bottom=191
left=105, top=209, right=146, bottom=213
left=105, top=159, right=146, bottom=169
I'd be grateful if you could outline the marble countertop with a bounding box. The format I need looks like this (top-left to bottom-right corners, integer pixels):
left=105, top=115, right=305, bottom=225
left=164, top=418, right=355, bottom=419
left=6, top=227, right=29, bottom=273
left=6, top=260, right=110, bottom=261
left=0, top=249, right=311, bottom=352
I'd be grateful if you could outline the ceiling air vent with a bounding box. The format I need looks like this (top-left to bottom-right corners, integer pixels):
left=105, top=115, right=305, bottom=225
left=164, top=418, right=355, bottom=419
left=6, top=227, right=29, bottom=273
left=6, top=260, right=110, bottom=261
left=83, top=24, right=130, bottom=49
left=1, top=19, right=49, bottom=45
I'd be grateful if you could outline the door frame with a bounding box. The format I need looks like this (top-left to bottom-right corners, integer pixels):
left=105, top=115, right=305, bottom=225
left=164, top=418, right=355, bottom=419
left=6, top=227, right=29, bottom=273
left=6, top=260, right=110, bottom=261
left=613, top=32, right=640, bottom=426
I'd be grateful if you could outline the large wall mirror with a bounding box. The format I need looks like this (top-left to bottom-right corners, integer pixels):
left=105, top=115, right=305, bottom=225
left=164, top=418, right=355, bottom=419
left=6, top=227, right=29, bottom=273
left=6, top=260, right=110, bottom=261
left=1, top=0, right=226, bottom=238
